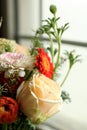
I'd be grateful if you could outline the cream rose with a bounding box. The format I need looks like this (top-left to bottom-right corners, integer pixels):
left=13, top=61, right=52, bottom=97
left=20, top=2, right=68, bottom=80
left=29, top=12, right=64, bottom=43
left=16, top=74, right=62, bottom=124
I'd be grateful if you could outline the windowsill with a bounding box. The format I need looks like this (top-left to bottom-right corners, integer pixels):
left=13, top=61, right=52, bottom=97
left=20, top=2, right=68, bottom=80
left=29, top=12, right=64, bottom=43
left=38, top=113, right=87, bottom=130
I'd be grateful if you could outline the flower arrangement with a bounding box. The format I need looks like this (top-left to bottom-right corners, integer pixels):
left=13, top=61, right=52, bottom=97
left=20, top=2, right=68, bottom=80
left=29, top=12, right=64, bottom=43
left=0, top=5, right=80, bottom=130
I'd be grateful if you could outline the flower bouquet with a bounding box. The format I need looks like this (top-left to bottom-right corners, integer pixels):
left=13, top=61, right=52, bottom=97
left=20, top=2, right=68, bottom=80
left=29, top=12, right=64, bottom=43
left=0, top=5, right=80, bottom=130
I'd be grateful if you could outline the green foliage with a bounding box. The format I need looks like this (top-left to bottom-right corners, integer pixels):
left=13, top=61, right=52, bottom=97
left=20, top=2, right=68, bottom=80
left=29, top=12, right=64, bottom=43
left=60, top=50, right=81, bottom=87
left=61, top=91, right=71, bottom=103
left=64, top=50, right=81, bottom=69
left=32, top=4, right=81, bottom=103
left=0, top=85, right=3, bottom=97
left=32, top=5, right=69, bottom=77
left=32, top=5, right=80, bottom=94
left=0, top=40, right=12, bottom=54
left=57, top=23, right=69, bottom=36
left=0, top=85, right=8, bottom=97
left=0, top=113, right=36, bottom=130
left=30, top=36, right=44, bottom=55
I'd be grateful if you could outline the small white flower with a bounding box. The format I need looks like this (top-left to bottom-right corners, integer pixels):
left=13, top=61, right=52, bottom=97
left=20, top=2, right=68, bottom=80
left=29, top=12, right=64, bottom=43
left=18, top=70, right=25, bottom=77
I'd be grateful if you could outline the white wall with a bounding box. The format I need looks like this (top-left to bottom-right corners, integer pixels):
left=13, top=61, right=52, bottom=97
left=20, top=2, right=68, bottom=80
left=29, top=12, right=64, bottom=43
left=18, top=0, right=40, bottom=36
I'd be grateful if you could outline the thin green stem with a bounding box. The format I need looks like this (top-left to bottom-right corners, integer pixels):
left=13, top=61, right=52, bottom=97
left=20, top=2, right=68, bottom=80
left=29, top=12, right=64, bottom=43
left=54, top=36, right=61, bottom=72
left=60, top=67, right=71, bottom=87
left=53, top=13, right=61, bottom=74
left=2, top=124, right=8, bottom=130
left=49, top=33, right=54, bottom=64
left=54, top=13, right=58, bottom=29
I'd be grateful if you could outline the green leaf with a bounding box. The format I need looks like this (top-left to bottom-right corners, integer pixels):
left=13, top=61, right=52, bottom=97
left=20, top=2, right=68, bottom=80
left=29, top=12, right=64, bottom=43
left=6, top=113, right=36, bottom=130
left=61, top=23, right=69, bottom=35
left=61, top=90, right=71, bottom=103
left=64, top=50, right=81, bottom=68
left=54, top=48, right=58, bottom=55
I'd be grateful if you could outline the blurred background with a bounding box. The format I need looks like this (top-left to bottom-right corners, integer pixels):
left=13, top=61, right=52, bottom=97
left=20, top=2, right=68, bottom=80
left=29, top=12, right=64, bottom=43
left=0, top=0, right=87, bottom=130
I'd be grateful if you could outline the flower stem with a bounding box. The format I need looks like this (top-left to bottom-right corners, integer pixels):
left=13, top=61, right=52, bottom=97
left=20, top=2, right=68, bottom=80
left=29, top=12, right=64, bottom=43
left=2, top=124, right=8, bottom=130
left=54, top=36, right=61, bottom=72
left=60, top=67, right=71, bottom=87
left=53, top=13, right=61, bottom=75
left=49, top=33, right=54, bottom=64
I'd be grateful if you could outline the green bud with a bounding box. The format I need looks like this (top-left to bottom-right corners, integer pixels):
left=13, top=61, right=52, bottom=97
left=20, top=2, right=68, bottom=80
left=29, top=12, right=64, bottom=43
left=50, top=5, right=57, bottom=14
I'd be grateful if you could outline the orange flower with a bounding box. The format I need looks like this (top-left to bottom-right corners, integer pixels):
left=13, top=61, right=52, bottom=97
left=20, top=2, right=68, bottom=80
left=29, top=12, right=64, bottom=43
left=35, top=48, right=54, bottom=78
left=17, top=74, right=62, bottom=124
left=0, top=97, right=19, bottom=124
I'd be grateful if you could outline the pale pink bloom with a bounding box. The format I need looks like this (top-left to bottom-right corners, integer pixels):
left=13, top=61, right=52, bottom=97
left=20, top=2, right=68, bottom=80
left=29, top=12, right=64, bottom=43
left=0, top=52, right=35, bottom=70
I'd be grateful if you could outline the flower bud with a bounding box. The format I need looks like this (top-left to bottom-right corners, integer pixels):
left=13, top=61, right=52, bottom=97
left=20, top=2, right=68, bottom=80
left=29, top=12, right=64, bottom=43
left=17, top=74, right=62, bottom=124
left=18, top=70, right=25, bottom=77
left=50, top=5, right=57, bottom=14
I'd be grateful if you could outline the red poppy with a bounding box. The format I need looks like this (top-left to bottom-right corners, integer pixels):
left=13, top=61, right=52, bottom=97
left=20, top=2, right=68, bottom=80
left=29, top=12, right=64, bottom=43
left=35, top=48, right=54, bottom=78
left=0, top=96, right=19, bottom=124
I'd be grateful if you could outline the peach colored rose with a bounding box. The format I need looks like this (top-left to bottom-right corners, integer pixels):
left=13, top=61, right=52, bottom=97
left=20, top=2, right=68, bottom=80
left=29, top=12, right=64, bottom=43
left=17, top=74, right=62, bottom=124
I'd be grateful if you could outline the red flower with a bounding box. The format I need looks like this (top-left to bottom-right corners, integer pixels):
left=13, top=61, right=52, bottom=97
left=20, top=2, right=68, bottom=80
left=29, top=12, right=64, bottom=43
left=0, top=72, right=24, bottom=96
left=35, top=48, right=54, bottom=78
left=0, top=96, right=19, bottom=124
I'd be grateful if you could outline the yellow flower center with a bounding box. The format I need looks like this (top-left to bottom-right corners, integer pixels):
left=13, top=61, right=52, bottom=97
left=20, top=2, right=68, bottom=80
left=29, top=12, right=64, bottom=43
left=0, top=107, right=5, bottom=113
left=43, top=56, right=50, bottom=71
